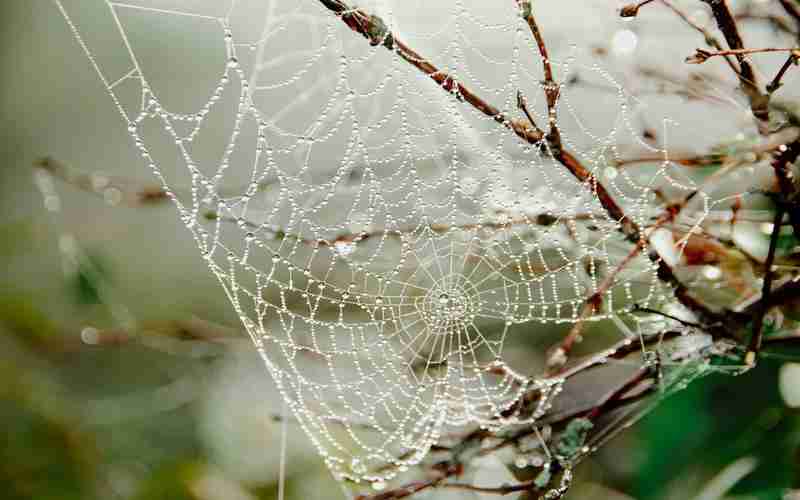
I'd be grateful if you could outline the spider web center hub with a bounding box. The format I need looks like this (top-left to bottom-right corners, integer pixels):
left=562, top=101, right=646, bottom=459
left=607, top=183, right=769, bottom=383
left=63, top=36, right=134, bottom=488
left=418, top=274, right=479, bottom=333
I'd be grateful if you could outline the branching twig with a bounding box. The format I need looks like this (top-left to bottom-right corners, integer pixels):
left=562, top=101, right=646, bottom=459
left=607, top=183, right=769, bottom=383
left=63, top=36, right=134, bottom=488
left=686, top=47, right=800, bottom=65
left=517, top=0, right=562, bottom=151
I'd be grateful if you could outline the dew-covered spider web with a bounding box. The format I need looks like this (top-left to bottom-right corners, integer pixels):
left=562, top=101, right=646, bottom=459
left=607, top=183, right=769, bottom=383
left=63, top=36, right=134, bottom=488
left=51, top=0, right=727, bottom=487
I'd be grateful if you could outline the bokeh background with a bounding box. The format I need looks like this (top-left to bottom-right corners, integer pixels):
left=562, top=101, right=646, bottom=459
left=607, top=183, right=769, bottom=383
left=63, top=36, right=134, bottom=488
left=2, top=1, right=800, bottom=499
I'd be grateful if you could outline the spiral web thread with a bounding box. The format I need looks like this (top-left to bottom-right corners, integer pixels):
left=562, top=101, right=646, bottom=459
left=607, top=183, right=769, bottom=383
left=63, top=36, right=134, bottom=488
left=52, top=0, right=714, bottom=485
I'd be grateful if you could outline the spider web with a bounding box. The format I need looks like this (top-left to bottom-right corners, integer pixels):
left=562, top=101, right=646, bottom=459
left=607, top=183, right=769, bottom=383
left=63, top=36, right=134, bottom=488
left=51, top=0, right=706, bottom=486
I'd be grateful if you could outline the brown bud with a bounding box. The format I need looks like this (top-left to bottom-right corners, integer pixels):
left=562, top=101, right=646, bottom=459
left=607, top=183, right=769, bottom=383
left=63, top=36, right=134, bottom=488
left=620, top=4, right=639, bottom=17
left=685, top=48, right=712, bottom=64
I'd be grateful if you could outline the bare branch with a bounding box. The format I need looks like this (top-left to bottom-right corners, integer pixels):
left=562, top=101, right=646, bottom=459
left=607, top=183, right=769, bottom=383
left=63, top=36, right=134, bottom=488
left=686, top=47, right=800, bottom=65
left=517, top=0, right=563, bottom=150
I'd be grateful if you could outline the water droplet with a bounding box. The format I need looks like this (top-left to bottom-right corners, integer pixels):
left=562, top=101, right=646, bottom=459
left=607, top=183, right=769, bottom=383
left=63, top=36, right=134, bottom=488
left=611, top=29, right=638, bottom=56
left=334, top=240, right=356, bottom=256
left=81, top=326, right=100, bottom=345
left=103, top=187, right=122, bottom=206
left=702, top=265, right=722, bottom=280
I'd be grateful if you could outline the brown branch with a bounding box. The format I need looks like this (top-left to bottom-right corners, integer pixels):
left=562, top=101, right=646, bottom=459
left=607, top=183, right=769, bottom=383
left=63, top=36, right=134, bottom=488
left=686, top=47, right=800, bottom=65
left=517, top=90, right=545, bottom=139
left=517, top=0, right=562, bottom=151
left=745, top=204, right=786, bottom=365
left=700, top=0, right=771, bottom=128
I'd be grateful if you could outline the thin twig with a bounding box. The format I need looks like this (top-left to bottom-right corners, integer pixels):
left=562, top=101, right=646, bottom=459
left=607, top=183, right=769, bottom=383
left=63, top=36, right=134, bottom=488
left=686, top=46, right=800, bottom=65
left=517, top=0, right=562, bottom=150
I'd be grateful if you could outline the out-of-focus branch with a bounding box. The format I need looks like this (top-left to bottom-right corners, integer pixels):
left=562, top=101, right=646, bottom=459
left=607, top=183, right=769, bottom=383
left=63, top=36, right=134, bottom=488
left=35, top=155, right=604, bottom=248
left=33, top=156, right=275, bottom=207
left=615, top=127, right=800, bottom=168
left=660, top=0, right=741, bottom=76
left=779, top=0, right=800, bottom=36
left=736, top=12, right=798, bottom=37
